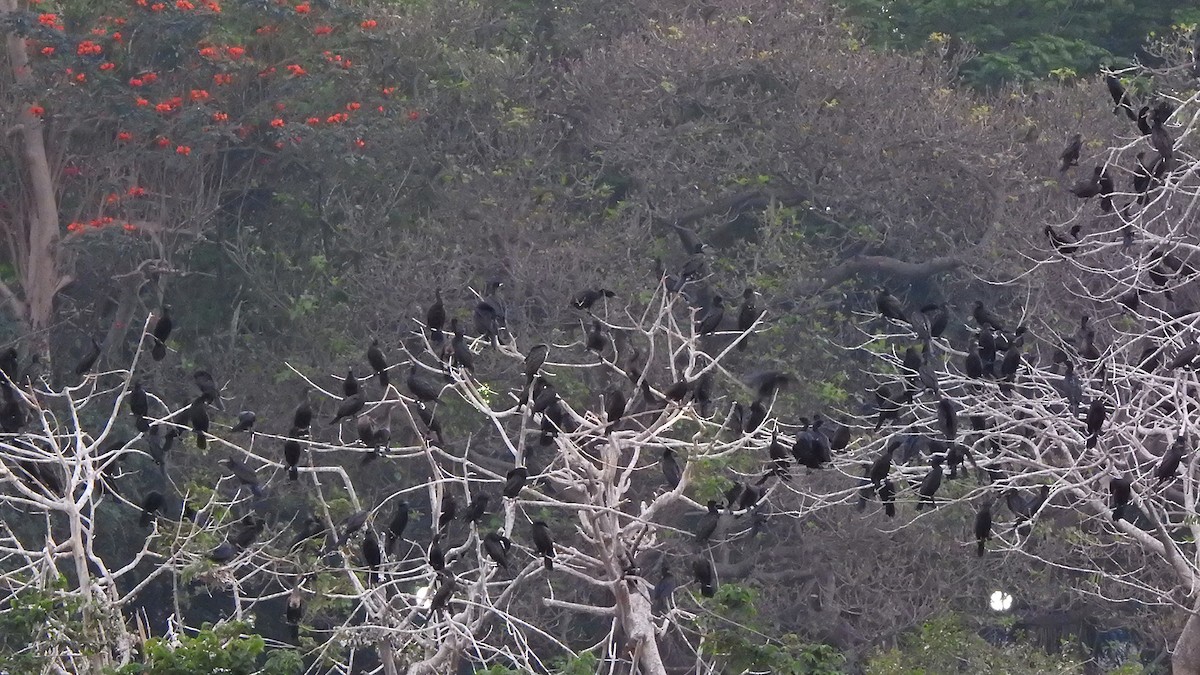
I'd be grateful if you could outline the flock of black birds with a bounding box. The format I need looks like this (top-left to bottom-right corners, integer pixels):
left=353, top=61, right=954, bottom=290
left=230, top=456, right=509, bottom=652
left=2, top=66, right=1196, bottom=654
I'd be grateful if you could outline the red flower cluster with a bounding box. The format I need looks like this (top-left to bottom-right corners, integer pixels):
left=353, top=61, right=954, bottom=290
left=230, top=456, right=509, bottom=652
left=213, top=73, right=233, bottom=85
left=360, top=19, right=377, bottom=29
left=313, top=25, right=333, bottom=36
left=76, top=41, right=103, bottom=56
left=28, top=105, right=45, bottom=117
left=295, top=3, right=310, bottom=13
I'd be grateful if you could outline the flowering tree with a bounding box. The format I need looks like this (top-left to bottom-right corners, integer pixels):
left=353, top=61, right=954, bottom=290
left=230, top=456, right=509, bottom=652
left=0, top=0, right=414, bottom=358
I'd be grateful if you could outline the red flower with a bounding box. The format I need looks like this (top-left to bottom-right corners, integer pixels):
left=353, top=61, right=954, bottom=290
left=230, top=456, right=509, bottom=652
left=99, top=62, right=115, bottom=71
left=211, top=111, right=228, bottom=122
left=67, top=222, right=83, bottom=233
left=305, top=116, right=320, bottom=125
left=346, top=101, right=361, bottom=111
left=117, top=130, right=133, bottom=141
left=313, top=25, right=333, bottom=35
left=175, top=145, right=191, bottom=155
left=295, top=3, right=310, bottom=13
left=226, top=46, right=245, bottom=59
left=111, top=32, right=123, bottom=42
left=63, top=166, right=81, bottom=177
left=37, top=13, right=57, bottom=26
left=381, top=86, right=395, bottom=96
left=326, top=112, right=348, bottom=124
left=407, top=110, right=420, bottom=121
left=286, top=64, right=306, bottom=76
left=40, top=46, right=55, bottom=56
left=129, top=77, right=144, bottom=87
left=176, top=0, right=194, bottom=9
left=360, top=19, right=377, bottom=29
left=28, top=105, right=45, bottom=117
left=202, top=0, right=221, bottom=12
left=123, top=223, right=137, bottom=232
left=189, top=89, right=210, bottom=102
left=150, top=2, right=165, bottom=9
left=199, top=46, right=218, bottom=59
left=270, top=117, right=285, bottom=127
left=105, top=193, right=120, bottom=205
left=74, top=73, right=87, bottom=83
left=353, top=138, right=365, bottom=149
left=154, top=102, right=173, bottom=114
left=258, top=67, right=276, bottom=78
left=127, top=186, right=146, bottom=197
left=213, top=73, right=233, bottom=85
left=135, top=97, right=149, bottom=106
left=76, top=41, right=103, bottom=57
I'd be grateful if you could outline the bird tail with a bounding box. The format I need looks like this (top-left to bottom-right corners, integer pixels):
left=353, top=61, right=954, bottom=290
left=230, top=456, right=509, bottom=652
left=701, top=583, right=715, bottom=598
left=139, top=511, right=152, bottom=527
left=196, top=433, right=207, bottom=450
left=385, top=535, right=396, bottom=556
left=856, top=495, right=868, bottom=512
left=544, top=557, right=553, bottom=571
left=1113, top=505, right=1125, bottom=522
left=378, top=371, right=389, bottom=389
left=431, top=328, right=444, bottom=345
left=289, top=465, right=298, bottom=481
left=151, top=339, right=166, bottom=361
left=1086, top=434, right=1098, bottom=449
left=884, top=503, right=896, bottom=518
left=135, top=416, right=149, bottom=433
left=915, top=501, right=926, bottom=512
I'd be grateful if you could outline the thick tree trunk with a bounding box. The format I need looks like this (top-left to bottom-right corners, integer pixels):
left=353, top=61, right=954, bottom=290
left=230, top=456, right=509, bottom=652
left=1174, top=602, right=1200, bottom=675
left=3, top=0, right=66, bottom=354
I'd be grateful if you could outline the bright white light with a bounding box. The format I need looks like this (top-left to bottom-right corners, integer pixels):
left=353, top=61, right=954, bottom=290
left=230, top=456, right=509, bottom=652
left=415, top=583, right=432, bottom=609
left=989, top=590, right=1013, bottom=612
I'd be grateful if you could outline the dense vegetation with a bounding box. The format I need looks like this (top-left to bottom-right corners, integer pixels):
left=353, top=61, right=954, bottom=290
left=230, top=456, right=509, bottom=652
left=0, top=0, right=1198, bottom=672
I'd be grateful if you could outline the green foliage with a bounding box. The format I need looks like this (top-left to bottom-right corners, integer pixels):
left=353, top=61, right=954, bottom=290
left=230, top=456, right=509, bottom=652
left=554, top=652, right=600, bottom=675
left=697, top=584, right=847, bottom=674
left=109, top=622, right=295, bottom=675
left=0, top=583, right=83, bottom=673
left=837, top=0, right=1198, bottom=87
left=865, top=615, right=1085, bottom=675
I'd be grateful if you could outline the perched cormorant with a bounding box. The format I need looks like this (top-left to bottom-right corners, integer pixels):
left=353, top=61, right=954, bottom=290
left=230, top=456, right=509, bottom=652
left=974, top=503, right=992, bottom=557
left=139, top=491, right=164, bottom=527
left=385, top=501, right=409, bottom=554
left=461, top=494, right=489, bottom=524
left=696, top=295, right=724, bottom=335
left=661, top=448, right=683, bottom=489
left=367, top=338, right=389, bottom=388
left=426, top=289, right=446, bottom=345
left=572, top=288, right=615, bottom=310
left=73, top=337, right=101, bottom=376
left=694, top=500, right=721, bottom=543
left=692, top=558, right=716, bottom=597
left=736, top=287, right=760, bottom=350
left=483, top=532, right=511, bottom=569
left=1110, top=476, right=1132, bottom=521
left=230, top=411, right=256, bottom=433
left=150, top=304, right=172, bottom=361
left=1058, top=133, right=1081, bottom=172
left=1086, top=397, right=1107, bottom=449
left=503, top=467, right=528, bottom=499
left=531, top=521, right=555, bottom=570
